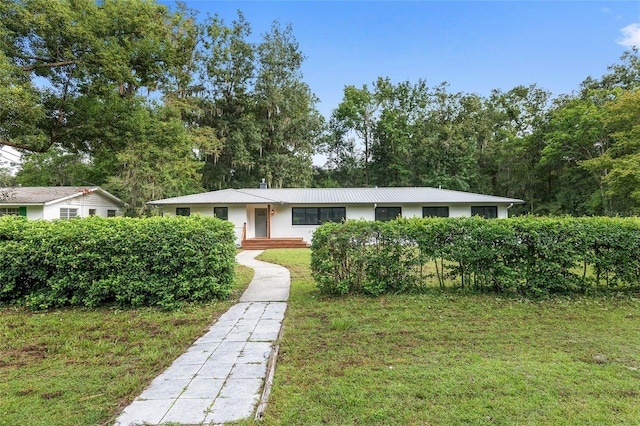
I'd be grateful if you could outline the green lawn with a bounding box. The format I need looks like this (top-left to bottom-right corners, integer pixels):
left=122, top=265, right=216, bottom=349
left=0, top=265, right=254, bottom=426
left=258, top=249, right=640, bottom=425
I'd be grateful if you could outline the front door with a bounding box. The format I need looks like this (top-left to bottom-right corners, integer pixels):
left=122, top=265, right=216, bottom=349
left=255, top=208, right=268, bottom=237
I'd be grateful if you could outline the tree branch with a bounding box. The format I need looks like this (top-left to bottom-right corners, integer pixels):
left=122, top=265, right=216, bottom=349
left=0, top=138, right=53, bottom=153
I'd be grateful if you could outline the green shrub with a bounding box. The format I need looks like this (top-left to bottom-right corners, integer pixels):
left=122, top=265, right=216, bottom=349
left=311, top=216, right=640, bottom=296
left=0, top=215, right=235, bottom=309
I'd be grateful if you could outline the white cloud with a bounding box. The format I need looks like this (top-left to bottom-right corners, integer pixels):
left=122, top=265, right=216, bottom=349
left=618, top=23, right=640, bottom=48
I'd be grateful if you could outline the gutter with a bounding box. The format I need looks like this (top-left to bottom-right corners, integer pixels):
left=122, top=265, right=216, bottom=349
left=506, top=202, right=514, bottom=217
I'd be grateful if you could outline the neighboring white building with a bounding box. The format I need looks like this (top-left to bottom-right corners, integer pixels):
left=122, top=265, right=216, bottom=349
left=0, top=186, right=125, bottom=220
left=148, top=186, right=525, bottom=248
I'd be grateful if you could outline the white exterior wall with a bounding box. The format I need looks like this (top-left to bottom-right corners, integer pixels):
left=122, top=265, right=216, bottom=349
left=42, top=193, right=123, bottom=220
left=227, top=205, right=247, bottom=246
left=0, top=204, right=44, bottom=219
left=26, top=205, right=44, bottom=219
left=1, top=193, right=122, bottom=220
left=157, top=201, right=513, bottom=245
left=160, top=204, right=247, bottom=246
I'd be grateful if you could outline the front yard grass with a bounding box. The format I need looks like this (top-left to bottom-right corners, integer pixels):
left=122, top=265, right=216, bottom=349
left=259, top=249, right=640, bottom=425
left=0, top=264, right=254, bottom=426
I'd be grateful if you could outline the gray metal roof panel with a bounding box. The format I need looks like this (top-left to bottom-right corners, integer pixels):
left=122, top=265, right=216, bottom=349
left=148, top=187, right=524, bottom=205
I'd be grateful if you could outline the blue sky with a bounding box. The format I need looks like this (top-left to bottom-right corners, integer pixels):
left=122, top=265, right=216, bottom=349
left=175, top=0, right=640, bottom=118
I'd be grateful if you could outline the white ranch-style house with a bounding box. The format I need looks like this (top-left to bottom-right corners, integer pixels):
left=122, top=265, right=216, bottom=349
left=0, top=186, right=125, bottom=220
left=148, top=185, right=524, bottom=249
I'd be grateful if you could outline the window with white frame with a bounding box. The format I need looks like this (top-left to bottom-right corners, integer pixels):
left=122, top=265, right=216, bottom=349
left=107, top=209, right=116, bottom=217
left=0, top=207, right=19, bottom=217
left=60, top=208, right=78, bottom=219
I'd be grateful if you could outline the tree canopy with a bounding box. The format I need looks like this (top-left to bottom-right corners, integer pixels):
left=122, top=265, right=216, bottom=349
left=1, top=1, right=639, bottom=216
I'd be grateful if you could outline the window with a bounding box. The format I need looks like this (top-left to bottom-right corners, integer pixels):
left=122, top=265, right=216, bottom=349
left=176, top=207, right=190, bottom=216
left=214, top=207, right=229, bottom=220
left=471, top=206, right=498, bottom=218
left=0, top=207, right=19, bottom=217
left=292, top=207, right=345, bottom=225
left=375, top=207, right=401, bottom=222
left=60, top=208, right=78, bottom=219
left=89, top=209, right=96, bottom=216
left=423, top=206, right=449, bottom=218
left=107, top=209, right=116, bottom=217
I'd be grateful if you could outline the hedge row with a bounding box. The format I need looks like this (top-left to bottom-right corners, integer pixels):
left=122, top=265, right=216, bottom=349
left=0, top=215, right=236, bottom=310
left=310, top=217, right=640, bottom=296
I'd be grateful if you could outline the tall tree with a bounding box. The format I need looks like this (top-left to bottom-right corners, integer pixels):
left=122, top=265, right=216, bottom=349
left=1, top=1, right=208, bottom=213
left=104, top=105, right=204, bottom=215
left=580, top=89, right=640, bottom=214
left=15, top=148, right=93, bottom=186
left=371, top=79, right=429, bottom=187
left=479, top=85, right=551, bottom=199
left=198, top=12, right=258, bottom=189
left=197, top=17, right=322, bottom=189
left=0, top=0, right=182, bottom=152
left=540, top=90, right=614, bottom=214
left=332, top=84, right=379, bottom=186
left=253, top=21, right=322, bottom=188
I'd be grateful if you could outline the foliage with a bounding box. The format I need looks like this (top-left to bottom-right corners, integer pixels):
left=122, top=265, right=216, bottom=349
left=318, top=51, right=640, bottom=217
left=311, top=216, right=640, bottom=296
left=196, top=16, right=323, bottom=189
left=0, top=0, right=182, bottom=152
left=0, top=215, right=236, bottom=310
left=3, top=1, right=640, bottom=216
left=2, top=2, right=322, bottom=205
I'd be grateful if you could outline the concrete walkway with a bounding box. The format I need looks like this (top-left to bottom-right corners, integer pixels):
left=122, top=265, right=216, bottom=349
left=114, top=250, right=289, bottom=426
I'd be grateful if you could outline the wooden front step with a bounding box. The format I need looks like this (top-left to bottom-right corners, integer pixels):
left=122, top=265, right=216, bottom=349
left=241, top=237, right=309, bottom=250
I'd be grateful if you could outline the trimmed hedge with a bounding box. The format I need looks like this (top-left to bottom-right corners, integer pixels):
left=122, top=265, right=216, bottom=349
left=0, top=215, right=236, bottom=310
left=310, top=217, right=640, bottom=296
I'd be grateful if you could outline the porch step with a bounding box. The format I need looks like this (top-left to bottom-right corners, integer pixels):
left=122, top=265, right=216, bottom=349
left=241, top=238, right=309, bottom=250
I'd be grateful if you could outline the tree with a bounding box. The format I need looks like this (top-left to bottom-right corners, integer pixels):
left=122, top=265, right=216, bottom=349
left=15, top=148, right=94, bottom=186
left=581, top=89, right=640, bottom=214
left=332, top=84, right=379, bottom=186
left=253, top=21, right=322, bottom=188
left=410, top=83, right=478, bottom=190
left=196, top=12, right=258, bottom=189
left=196, top=17, right=322, bottom=189
left=0, top=0, right=183, bottom=152
left=104, top=106, right=204, bottom=216
left=315, top=117, right=363, bottom=187
left=540, top=90, right=614, bottom=215
left=476, top=85, right=551, bottom=199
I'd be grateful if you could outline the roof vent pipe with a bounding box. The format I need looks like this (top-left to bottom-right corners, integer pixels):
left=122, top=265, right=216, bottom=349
left=259, top=178, right=267, bottom=189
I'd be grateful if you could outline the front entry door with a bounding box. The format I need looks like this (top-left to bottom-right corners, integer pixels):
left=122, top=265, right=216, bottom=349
left=255, top=208, right=268, bottom=237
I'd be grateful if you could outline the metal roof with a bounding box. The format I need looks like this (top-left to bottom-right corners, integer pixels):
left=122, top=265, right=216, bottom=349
left=148, top=187, right=525, bottom=206
left=0, top=186, right=125, bottom=206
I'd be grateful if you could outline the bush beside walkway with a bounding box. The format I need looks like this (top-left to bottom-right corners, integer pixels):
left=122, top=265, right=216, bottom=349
left=311, top=216, right=640, bottom=296
left=0, top=215, right=236, bottom=310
